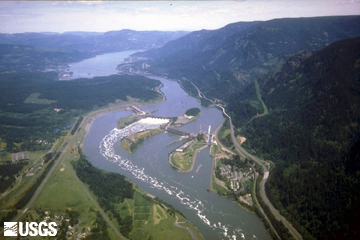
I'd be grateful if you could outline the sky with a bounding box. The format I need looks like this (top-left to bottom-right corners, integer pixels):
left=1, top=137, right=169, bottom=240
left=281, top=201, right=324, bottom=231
left=1, top=0, right=360, bottom=33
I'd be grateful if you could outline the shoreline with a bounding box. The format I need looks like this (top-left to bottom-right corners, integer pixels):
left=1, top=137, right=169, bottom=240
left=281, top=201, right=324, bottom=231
left=169, top=144, right=208, bottom=173
left=82, top=85, right=166, bottom=141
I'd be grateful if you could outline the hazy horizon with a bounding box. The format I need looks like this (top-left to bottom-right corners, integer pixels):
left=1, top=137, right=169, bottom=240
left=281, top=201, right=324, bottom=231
left=1, top=0, right=360, bottom=34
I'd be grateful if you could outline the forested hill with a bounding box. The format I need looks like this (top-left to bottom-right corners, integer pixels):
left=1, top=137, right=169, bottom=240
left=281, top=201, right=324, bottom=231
left=133, top=16, right=360, bottom=100
left=132, top=21, right=259, bottom=60
left=0, top=73, right=161, bottom=152
left=0, top=30, right=188, bottom=54
left=229, top=37, right=360, bottom=239
left=0, top=44, right=92, bottom=72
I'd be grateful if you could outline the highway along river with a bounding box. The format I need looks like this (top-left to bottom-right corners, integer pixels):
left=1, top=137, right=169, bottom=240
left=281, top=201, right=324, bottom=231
left=64, top=51, right=271, bottom=240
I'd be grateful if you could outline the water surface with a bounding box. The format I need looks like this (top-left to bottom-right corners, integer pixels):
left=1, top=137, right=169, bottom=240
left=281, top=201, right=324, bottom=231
left=78, top=51, right=271, bottom=240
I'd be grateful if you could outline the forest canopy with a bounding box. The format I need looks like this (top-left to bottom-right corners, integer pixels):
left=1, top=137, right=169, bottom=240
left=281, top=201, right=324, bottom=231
left=0, top=72, right=162, bottom=152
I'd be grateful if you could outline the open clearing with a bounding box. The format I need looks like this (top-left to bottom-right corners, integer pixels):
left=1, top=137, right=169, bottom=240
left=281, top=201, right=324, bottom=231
left=24, top=92, right=57, bottom=105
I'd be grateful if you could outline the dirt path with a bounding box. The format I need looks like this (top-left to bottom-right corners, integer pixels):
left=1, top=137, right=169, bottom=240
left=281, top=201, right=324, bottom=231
left=174, top=215, right=198, bottom=240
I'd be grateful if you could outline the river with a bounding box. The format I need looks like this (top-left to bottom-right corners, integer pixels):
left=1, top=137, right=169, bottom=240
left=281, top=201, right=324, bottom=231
left=65, top=51, right=271, bottom=240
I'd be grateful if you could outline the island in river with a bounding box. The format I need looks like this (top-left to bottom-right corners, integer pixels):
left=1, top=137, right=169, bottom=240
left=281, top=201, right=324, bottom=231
left=79, top=51, right=271, bottom=240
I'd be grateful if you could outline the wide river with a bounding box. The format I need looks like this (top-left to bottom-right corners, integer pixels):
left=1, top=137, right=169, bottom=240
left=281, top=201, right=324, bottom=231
left=64, top=51, right=271, bottom=240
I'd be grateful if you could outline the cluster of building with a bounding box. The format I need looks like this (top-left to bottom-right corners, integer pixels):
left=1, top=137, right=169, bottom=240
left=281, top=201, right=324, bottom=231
left=58, top=71, right=73, bottom=78
left=43, top=64, right=69, bottom=73
left=218, top=164, right=253, bottom=192
left=43, top=64, right=73, bottom=78
left=141, top=63, right=150, bottom=69
left=40, top=211, right=91, bottom=239
left=117, top=63, right=147, bottom=75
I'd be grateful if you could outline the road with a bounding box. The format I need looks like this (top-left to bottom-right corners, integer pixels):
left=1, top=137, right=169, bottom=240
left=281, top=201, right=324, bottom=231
left=228, top=115, right=303, bottom=240
left=1, top=150, right=51, bottom=203
left=190, top=81, right=303, bottom=240
left=1, top=113, right=126, bottom=240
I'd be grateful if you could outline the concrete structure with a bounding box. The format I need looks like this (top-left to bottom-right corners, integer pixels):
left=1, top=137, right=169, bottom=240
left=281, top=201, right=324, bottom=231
left=166, top=126, right=191, bottom=137
left=175, top=140, right=193, bottom=152
left=207, top=125, right=212, bottom=144
left=11, top=151, right=29, bottom=163
left=130, top=105, right=145, bottom=115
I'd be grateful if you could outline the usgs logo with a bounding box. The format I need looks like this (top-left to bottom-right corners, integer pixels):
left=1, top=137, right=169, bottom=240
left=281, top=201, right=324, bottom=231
left=4, top=222, right=57, bottom=237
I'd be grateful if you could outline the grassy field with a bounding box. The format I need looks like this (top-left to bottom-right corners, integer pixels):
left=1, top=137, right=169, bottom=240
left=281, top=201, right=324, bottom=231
left=211, top=159, right=230, bottom=196
left=170, top=140, right=206, bottom=172
left=211, top=174, right=229, bottom=195
left=210, top=144, right=220, bottom=157
left=217, top=121, right=234, bottom=149
left=0, top=139, right=6, bottom=152
left=124, top=191, right=202, bottom=240
left=254, top=80, right=268, bottom=115
left=111, top=189, right=203, bottom=240
left=10, top=101, right=202, bottom=240
left=33, top=152, right=97, bottom=226
left=24, top=92, right=58, bottom=105
left=117, top=114, right=143, bottom=129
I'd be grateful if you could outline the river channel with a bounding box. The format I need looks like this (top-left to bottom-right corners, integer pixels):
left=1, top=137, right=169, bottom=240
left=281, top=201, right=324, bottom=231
left=64, top=51, right=271, bottom=240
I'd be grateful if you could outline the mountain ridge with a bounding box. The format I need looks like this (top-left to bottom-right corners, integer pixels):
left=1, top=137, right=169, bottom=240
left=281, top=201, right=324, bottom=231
left=0, top=30, right=188, bottom=54
left=133, top=15, right=360, bottom=100
left=230, top=37, right=360, bottom=239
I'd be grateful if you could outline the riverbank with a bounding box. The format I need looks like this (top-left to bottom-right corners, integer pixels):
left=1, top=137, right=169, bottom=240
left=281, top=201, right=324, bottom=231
left=82, top=72, right=272, bottom=239
left=82, top=87, right=166, bottom=141
left=120, top=128, right=164, bottom=153
left=168, top=140, right=207, bottom=173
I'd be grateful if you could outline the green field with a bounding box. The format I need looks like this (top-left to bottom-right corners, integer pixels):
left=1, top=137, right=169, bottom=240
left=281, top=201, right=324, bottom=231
left=7, top=103, right=203, bottom=240
left=112, top=188, right=203, bottom=240
left=126, top=191, right=202, bottom=240
left=33, top=153, right=97, bottom=226
left=211, top=173, right=230, bottom=196
left=0, top=139, right=6, bottom=151
left=24, top=92, right=58, bottom=105
left=210, top=144, right=220, bottom=157
left=120, top=128, right=163, bottom=153
left=211, top=160, right=230, bottom=196
left=170, top=140, right=206, bottom=172
left=117, top=114, right=143, bottom=129
left=254, top=80, right=268, bottom=116
left=217, top=120, right=234, bottom=149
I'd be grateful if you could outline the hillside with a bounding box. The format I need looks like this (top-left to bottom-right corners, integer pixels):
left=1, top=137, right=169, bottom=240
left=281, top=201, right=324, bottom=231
left=0, top=73, right=161, bottom=152
left=0, top=30, right=188, bottom=55
left=133, top=21, right=258, bottom=60
left=0, top=44, right=92, bottom=72
left=0, top=29, right=188, bottom=74
left=230, top=38, right=360, bottom=239
left=133, top=16, right=360, bottom=100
